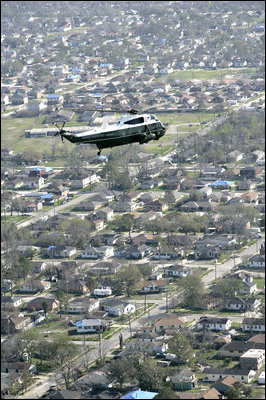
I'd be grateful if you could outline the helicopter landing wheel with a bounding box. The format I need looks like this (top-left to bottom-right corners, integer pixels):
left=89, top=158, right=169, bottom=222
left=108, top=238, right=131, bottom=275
left=97, top=150, right=101, bottom=156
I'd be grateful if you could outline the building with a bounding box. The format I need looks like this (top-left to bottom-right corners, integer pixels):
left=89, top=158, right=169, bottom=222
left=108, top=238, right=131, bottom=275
left=66, top=298, right=99, bottom=314
left=197, top=316, right=232, bottom=331
left=240, top=349, right=265, bottom=370
left=76, top=318, right=106, bottom=333
left=242, top=317, right=265, bottom=332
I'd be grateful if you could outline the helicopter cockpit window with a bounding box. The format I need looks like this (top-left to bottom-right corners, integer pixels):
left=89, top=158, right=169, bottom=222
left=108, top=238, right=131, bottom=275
left=150, top=115, right=156, bottom=120
left=124, top=117, right=144, bottom=125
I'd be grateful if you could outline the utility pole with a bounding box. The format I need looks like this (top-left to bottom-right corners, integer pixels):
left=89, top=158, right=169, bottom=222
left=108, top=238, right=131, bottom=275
left=98, top=330, right=102, bottom=359
left=128, top=313, right=132, bottom=337
left=165, top=289, right=169, bottom=313
left=215, top=259, right=217, bottom=281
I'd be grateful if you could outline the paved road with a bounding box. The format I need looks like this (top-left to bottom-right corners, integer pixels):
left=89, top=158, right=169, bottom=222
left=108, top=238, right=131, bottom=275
left=14, top=233, right=264, bottom=398
left=16, top=192, right=95, bottom=229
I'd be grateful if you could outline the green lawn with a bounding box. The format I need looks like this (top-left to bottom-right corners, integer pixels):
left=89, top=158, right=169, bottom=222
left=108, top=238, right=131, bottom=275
left=154, top=67, right=258, bottom=83
left=254, top=278, right=265, bottom=290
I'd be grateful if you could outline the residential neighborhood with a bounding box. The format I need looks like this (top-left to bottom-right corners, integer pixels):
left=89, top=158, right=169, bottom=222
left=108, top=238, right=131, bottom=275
left=1, top=1, right=265, bottom=400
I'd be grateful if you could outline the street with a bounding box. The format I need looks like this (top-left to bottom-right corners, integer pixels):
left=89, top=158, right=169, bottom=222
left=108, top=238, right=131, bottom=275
left=13, top=233, right=264, bottom=398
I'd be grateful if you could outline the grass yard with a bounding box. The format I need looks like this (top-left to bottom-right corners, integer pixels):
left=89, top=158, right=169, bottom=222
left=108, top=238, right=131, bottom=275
left=254, top=278, right=265, bottom=290
left=154, top=67, right=258, bottom=83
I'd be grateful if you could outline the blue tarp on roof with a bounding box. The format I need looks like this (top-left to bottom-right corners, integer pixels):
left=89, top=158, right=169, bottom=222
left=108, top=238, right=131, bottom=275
left=47, top=94, right=61, bottom=98
left=47, top=245, right=56, bottom=251
left=209, top=180, right=235, bottom=186
left=31, top=167, right=43, bottom=172
left=76, top=320, right=83, bottom=327
left=41, top=193, right=54, bottom=199
left=121, top=390, right=158, bottom=399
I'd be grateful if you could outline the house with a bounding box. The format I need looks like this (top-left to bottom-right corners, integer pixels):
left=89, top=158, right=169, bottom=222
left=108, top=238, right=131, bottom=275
left=227, top=150, right=244, bottom=163
left=80, top=245, right=114, bottom=259
left=237, top=274, right=258, bottom=295
left=121, top=390, right=158, bottom=399
left=32, top=261, right=47, bottom=273
left=240, top=166, right=263, bottom=179
left=197, top=316, right=232, bottom=331
left=66, top=298, right=99, bottom=314
left=27, top=297, right=59, bottom=312
left=171, top=368, right=197, bottom=391
left=195, top=388, right=224, bottom=399
left=203, top=366, right=255, bottom=384
left=19, top=279, right=51, bottom=293
left=140, top=279, right=168, bottom=293
left=90, top=261, right=120, bottom=275
left=1, top=296, right=23, bottom=311
left=218, top=340, right=264, bottom=359
left=49, top=246, right=77, bottom=258
left=164, top=264, right=192, bottom=277
left=242, top=317, right=265, bottom=332
left=100, top=298, right=135, bottom=316
left=95, top=207, right=114, bottom=222
left=76, top=318, right=106, bottom=333
left=154, top=315, right=186, bottom=332
left=91, top=219, right=104, bottom=231
left=225, top=297, right=261, bottom=312
left=1, top=314, right=33, bottom=334
left=71, top=172, right=100, bottom=189
left=249, top=255, right=265, bottom=268
left=240, top=349, right=265, bottom=370
left=47, top=94, right=64, bottom=105
left=125, top=337, right=168, bottom=355
left=125, top=244, right=152, bottom=259
left=209, top=180, right=235, bottom=190
left=180, top=201, right=199, bottom=212
left=1, top=362, right=36, bottom=375
left=211, top=376, right=239, bottom=395
left=23, top=176, right=45, bottom=190
left=195, top=243, right=221, bottom=260
left=147, top=200, right=169, bottom=212
left=93, top=286, right=112, bottom=296
left=58, top=278, right=88, bottom=294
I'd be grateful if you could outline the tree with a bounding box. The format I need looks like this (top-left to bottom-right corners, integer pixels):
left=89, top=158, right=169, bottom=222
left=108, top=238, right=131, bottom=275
left=155, top=385, right=180, bottom=399
left=20, top=369, right=32, bottom=394
left=168, top=332, right=194, bottom=367
left=136, top=360, right=166, bottom=392
left=41, top=301, right=49, bottom=316
left=51, top=335, right=77, bottom=390
left=114, top=264, right=142, bottom=297
left=182, top=273, right=204, bottom=308
left=226, top=381, right=252, bottom=399
left=60, top=218, right=92, bottom=247
left=55, top=289, right=68, bottom=318
left=107, top=358, right=135, bottom=389
left=115, top=214, right=135, bottom=237
left=213, top=277, right=243, bottom=301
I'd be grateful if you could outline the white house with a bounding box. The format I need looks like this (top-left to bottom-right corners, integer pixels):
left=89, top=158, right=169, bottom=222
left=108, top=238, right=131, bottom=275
left=242, top=318, right=265, bottom=333
left=71, top=172, right=100, bottom=189
left=80, top=245, right=114, bottom=259
left=76, top=318, right=106, bottom=333
left=249, top=255, right=265, bottom=269
left=93, top=286, right=112, bottom=297
left=100, top=299, right=135, bottom=317
left=197, top=316, right=232, bottom=331
left=66, top=298, right=99, bottom=314
left=125, top=339, right=168, bottom=355
left=203, top=367, right=255, bottom=384
left=164, top=264, right=192, bottom=277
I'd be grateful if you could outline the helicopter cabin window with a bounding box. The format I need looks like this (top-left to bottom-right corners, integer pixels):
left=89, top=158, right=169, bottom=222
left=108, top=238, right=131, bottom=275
left=124, top=117, right=144, bottom=125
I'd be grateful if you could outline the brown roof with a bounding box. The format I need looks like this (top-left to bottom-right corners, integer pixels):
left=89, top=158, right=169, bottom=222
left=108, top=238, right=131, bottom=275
left=216, top=375, right=238, bottom=387
left=247, top=334, right=265, bottom=344
left=154, top=315, right=186, bottom=326
left=195, top=388, right=222, bottom=399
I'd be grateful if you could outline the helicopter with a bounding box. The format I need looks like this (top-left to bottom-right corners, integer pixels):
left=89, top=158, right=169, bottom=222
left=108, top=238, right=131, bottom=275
left=54, top=108, right=166, bottom=155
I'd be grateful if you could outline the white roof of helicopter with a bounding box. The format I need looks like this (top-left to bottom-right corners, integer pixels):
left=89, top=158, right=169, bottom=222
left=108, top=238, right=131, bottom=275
left=72, top=113, right=155, bottom=137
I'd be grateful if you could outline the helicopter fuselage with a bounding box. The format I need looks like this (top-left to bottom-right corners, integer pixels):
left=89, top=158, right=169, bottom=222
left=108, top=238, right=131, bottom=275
left=61, top=114, right=166, bottom=152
